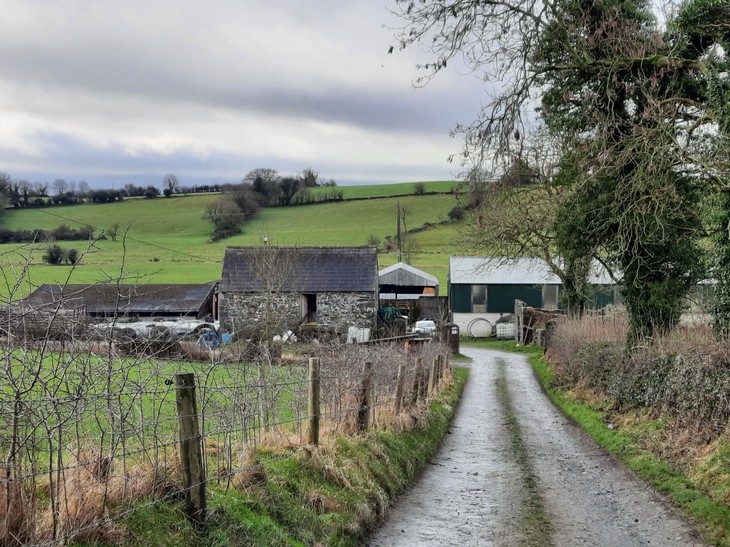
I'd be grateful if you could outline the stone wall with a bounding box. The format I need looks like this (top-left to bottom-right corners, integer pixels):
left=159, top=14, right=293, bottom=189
left=220, top=291, right=376, bottom=339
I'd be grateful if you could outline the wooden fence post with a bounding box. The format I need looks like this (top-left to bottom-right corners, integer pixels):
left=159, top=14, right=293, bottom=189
left=429, top=358, right=438, bottom=392
left=358, top=362, right=373, bottom=432
left=410, top=357, right=421, bottom=406
left=174, top=373, right=207, bottom=526
left=394, top=363, right=406, bottom=414
left=308, top=357, right=321, bottom=446
left=418, top=357, right=429, bottom=400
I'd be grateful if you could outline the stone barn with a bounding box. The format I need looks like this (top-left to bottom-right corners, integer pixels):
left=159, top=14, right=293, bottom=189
left=220, top=246, right=378, bottom=339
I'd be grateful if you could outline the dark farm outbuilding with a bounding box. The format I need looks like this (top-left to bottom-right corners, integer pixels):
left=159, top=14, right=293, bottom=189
left=220, top=246, right=378, bottom=340
left=19, top=282, right=219, bottom=320
left=5, top=282, right=219, bottom=340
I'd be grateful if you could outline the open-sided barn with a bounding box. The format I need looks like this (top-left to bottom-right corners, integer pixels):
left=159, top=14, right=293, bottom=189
left=18, top=282, right=219, bottom=319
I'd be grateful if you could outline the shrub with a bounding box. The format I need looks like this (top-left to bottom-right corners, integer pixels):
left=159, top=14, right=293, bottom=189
left=66, top=248, right=79, bottom=265
left=52, top=224, right=74, bottom=241
left=557, top=339, right=623, bottom=390
left=548, top=315, right=730, bottom=432
left=448, top=206, right=465, bottom=221
left=144, top=187, right=159, bottom=199
left=90, top=190, right=123, bottom=203
left=43, top=245, right=67, bottom=265
left=414, top=182, right=426, bottom=195
left=42, top=245, right=80, bottom=265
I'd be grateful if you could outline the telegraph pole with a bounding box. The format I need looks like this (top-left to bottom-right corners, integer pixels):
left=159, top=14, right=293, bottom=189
left=397, top=201, right=402, bottom=262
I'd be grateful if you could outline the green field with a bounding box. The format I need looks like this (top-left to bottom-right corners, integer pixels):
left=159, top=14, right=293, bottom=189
left=0, top=182, right=466, bottom=298
left=310, top=180, right=459, bottom=199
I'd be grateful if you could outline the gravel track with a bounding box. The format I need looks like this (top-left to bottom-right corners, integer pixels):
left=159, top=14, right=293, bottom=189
left=367, top=347, right=704, bottom=546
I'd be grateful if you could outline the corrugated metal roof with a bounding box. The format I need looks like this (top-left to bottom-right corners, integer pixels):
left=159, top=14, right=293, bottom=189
left=221, top=246, right=378, bottom=293
left=20, top=282, right=218, bottom=315
left=378, top=262, right=439, bottom=287
left=449, top=256, right=614, bottom=285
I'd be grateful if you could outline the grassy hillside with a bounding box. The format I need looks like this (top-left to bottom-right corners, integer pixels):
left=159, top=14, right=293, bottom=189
left=310, top=180, right=458, bottom=199
left=0, top=182, right=465, bottom=298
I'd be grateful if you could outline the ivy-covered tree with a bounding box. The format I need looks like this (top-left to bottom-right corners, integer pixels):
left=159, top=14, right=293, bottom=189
left=392, top=0, right=727, bottom=344
left=674, top=1, right=730, bottom=337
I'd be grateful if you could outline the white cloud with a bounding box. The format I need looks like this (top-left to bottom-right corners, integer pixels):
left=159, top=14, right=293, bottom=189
left=0, top=0, right=484, bottom=185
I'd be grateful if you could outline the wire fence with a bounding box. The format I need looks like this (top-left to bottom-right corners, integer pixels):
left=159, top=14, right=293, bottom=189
left=0, top=317, right=453, bottom=546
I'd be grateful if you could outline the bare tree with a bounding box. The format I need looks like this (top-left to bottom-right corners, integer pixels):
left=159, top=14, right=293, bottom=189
left=122, top=182, right=138, bottom=197
left=163, top=173, right=178, bottom=194
left=243, top=168, right=279, bottom=186
left=459, top=128, right=597, bottom=313
left=204, top=199, right=245, bottom=241
left=398, top=205, right=419, bottom=264
left=16, top=179, right=31, bottom=207
left=76, top=180, right=90, bottom=199
left=52, top=178, right=68, bottom=196
left=244, top=168, right=281, bottom=206
left=300, top=167, right=319, bottom=188
left=243, top=244, right=301, bottom=429
left=32, top=182, right=49, bottom=197
left=0, top=171, right=11, bottom=212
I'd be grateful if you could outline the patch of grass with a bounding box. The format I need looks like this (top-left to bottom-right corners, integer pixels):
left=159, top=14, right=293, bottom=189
left=309, top=181, right=458, bottom=199
left=109, top=367, right=468, bottom=546
left=495, top=358, right=554, bottom=545
left=118, top=503, right=203, bottom=547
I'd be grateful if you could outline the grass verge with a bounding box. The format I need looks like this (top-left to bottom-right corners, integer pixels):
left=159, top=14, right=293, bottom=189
left=465, top=338, right=730, bottom=546
left=107, top=367, right=468, bottom=546
left=495, top=358, right=554, bottom=545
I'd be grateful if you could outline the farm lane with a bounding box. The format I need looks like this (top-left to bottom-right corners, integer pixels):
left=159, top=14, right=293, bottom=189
left=367, top=347, right=703, bottom=546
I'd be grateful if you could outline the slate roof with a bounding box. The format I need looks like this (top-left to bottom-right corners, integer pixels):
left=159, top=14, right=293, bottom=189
left=221, top=246, right=378, bottom=293
left=449, top=256, right=614, bottom=285
left=20, top=282, right=218, bottom=315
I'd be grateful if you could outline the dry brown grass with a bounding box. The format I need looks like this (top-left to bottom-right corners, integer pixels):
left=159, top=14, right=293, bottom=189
left=303, top=491, right=342, bottom=514
left=231, top=446, right=267, bottom=491
left=0, top=473, right=33, bottom=547
left=547, top=313, right=628, bottom=367
left=0, top=454, right=183, bottom=546
left=38, top=463, right=127, bottom=545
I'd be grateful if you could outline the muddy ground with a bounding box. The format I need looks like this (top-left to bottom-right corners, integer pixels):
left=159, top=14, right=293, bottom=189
left=368, top=347, right=705, bottom=546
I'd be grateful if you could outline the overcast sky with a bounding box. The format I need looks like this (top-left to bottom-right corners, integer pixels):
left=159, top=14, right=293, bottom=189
left=0, top=1, right=486, bottom=188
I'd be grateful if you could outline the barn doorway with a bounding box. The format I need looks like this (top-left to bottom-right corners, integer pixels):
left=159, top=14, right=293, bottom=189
left=302, top=293, right=317, bottom=323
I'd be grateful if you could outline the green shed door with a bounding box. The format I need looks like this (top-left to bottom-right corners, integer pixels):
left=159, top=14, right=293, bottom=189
left=450, top=284, right=472, bottom=313
left=588, top=286, right=615, bottom=309
left=487, top=284, right=543, bottom=313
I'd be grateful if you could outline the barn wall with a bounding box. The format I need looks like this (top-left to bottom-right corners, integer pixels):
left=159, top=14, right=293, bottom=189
left=220, top=291, right=376, bottom=339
